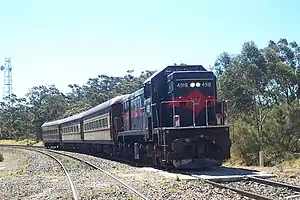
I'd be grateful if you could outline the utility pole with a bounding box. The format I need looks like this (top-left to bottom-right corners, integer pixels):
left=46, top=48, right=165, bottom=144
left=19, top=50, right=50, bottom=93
left=0, top=57, right=13, bottom=102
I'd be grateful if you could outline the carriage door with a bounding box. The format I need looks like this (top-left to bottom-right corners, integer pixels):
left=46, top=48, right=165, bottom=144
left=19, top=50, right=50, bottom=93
left=144, top=82, right=153, bottom=141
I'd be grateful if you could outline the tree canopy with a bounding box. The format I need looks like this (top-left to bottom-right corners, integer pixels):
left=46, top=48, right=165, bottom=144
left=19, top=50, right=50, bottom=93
left=0, top=70, right=155, bottom=140
left=215, top=39, right=300, bottom=165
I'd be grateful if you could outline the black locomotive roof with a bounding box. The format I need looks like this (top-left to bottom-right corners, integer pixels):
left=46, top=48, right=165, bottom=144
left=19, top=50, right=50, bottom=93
left=144, top=65, right=207, bottom=84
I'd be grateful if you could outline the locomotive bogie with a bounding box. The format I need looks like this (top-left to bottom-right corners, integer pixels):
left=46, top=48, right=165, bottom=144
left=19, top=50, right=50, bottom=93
left=162, top=126, right=230, bottom=168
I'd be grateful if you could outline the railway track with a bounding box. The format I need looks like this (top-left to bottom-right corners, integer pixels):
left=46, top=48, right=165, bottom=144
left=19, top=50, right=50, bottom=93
left=193, top=175, right=300, bottom=200
left=4, top=145, right=151, bottom=200
left=2, top=144, right=300, bottom=199
left=17, top=147, right=79, bottom=200
left=46, top=149, right=151, bottom=200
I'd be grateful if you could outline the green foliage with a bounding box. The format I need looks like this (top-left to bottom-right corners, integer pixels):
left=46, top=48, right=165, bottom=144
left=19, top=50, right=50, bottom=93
left=0, top=70, right=155, bottom=141
left=216, top=38, right=300, bottom=166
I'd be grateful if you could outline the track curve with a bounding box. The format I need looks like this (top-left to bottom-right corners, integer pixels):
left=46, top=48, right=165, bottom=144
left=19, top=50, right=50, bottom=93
left=7, top=146, right=79, bottom=200
left=47, top=149, right=151, bottom=200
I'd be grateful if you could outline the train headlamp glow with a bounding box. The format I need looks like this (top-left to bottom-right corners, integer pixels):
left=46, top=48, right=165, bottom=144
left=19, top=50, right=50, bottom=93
left=190, top=82, right=195, bottom=87
left=196, top=82, right=201, bottom=87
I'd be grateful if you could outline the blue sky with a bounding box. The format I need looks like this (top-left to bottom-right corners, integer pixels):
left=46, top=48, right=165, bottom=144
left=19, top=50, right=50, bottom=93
left=0, top=0, right=299, bottom=99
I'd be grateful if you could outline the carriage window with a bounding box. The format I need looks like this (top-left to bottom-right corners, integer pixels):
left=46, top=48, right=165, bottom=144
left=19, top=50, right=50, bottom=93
left=104, top=118, right=108, bottom=127
left=101, top=118, right=105, bottom=128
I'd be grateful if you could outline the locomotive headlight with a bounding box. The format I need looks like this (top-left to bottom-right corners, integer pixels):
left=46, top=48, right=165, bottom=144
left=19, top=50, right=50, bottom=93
left=190, top=82, right=195, bottom=87
left=196, top=82, right=201, bottom=87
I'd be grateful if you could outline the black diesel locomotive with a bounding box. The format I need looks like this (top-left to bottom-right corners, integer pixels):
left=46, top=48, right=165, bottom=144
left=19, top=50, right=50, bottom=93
left=41, top=65, right=231, bottom=169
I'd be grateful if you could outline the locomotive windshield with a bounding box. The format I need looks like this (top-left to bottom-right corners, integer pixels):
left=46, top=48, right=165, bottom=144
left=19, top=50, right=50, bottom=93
left=163, top=71, right=218, bottom=127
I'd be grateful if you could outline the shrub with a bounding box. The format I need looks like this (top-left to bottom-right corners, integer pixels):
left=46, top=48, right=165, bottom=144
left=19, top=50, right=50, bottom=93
left=229, top=101, right=300, bottom=167
left=230, top=118, right=261, bottom=165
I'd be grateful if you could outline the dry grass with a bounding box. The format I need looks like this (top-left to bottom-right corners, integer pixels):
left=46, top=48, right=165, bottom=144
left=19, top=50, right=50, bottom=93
left=281, top=158, right=300, bottom=168
left=0, top=139, right=44, bottom=146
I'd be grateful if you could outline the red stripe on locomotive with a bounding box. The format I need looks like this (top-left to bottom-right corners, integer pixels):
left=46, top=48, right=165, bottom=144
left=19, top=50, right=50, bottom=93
left=167, top=90, right=216, bottom=117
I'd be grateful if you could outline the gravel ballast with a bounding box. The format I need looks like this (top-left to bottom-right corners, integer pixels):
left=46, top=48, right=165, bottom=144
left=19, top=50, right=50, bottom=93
left=0, top=147, right=71, bottom=200
left=46, top=151, right=141, bottom=199
left=270, top=173, right=300, bottom=188
left=1, top=146, right=300, bottom=200
left=60, top=150, right=252, bottom=199
left=223, top=180, right=300, bottom=200
left=0, top=147, right=141, bottom=200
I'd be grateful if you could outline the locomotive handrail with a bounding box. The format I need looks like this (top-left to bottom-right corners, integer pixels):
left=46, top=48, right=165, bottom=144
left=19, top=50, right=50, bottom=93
left=159, top=99, right=196, bottom=128
left=158, top=99, right=230, bottom=128
left=159, top=100, right=195, bottom=103
left=206, top=99, right=231, bottom=126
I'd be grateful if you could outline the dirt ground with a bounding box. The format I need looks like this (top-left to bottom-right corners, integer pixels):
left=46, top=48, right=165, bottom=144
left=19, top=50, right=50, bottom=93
left=0, top=150, right=28, bottom=177
left=224, top=163, right=300, bottom=180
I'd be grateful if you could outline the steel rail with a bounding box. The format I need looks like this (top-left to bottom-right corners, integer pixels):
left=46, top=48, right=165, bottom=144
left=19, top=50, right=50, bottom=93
left=199, top=178, right=273, bottom=200
left=246, top=176, right=300, bottom=192
left=47, top=149, right=151, bottom=200
left=193, top=175, right=300, bottom=200
left=5, top=146, right=79, bottom=200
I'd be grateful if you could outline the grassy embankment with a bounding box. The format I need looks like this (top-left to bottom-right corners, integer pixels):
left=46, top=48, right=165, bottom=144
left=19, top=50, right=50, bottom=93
left=0, top=139, right=44, bottom=162
left=0, top=139, right=44, bottom=146
left=223, top=150, right=300, bottom=172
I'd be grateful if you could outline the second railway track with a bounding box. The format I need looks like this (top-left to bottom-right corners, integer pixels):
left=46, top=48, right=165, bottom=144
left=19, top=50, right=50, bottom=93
left=46, top=149, right=151, bottom=200
left=193, top=175, right=300, bottom=200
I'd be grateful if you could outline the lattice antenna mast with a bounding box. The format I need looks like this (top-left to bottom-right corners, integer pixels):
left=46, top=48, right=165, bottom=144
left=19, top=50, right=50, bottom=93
left=0, top=57, right=13, bottom=101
